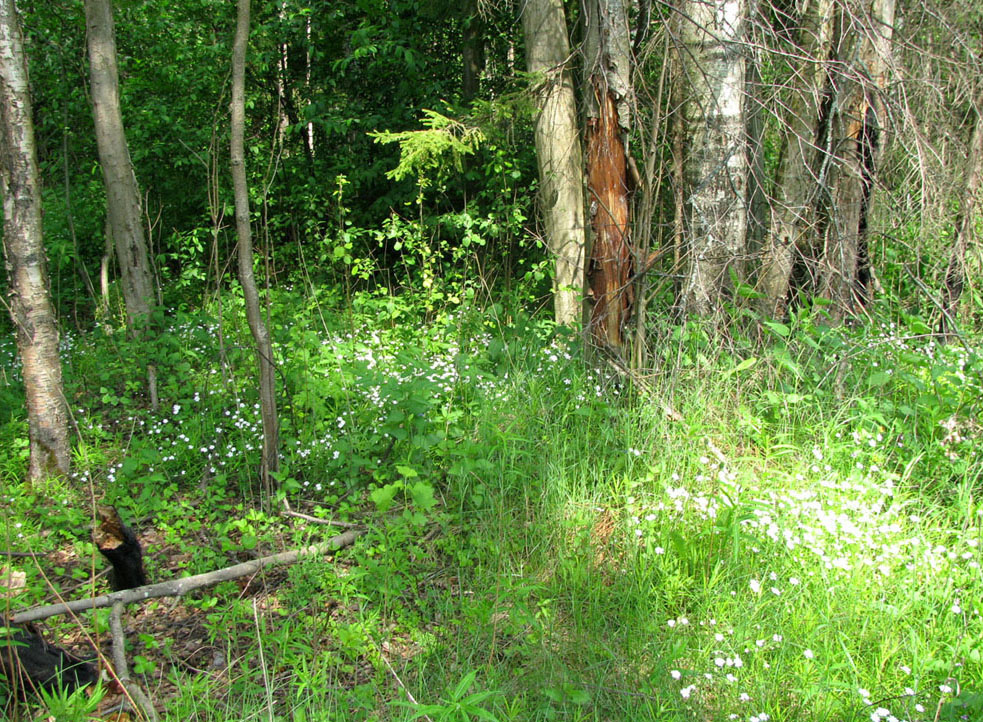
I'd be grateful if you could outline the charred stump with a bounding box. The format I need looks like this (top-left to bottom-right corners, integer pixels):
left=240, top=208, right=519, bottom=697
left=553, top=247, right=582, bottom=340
left=0, top=625, right=97, bottom=696
left=93, top=505, right=146, bottom=591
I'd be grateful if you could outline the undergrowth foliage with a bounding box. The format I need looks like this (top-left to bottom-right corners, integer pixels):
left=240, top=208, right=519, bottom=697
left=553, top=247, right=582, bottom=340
left=1, top=295, right=981, bottom=721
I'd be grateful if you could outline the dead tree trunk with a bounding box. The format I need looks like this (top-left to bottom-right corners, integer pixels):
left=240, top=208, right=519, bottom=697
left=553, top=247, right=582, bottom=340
left=0, top=0, right=71, bottom=481
left=583, top=0, right=633, bottom=349
left=938, top=101, right=983, bottom=338
left=521, top=0, right=588, bottom=328
left=93, top=504, right=147, bottom=590
left=231, top=0, right=280, bottom=495
left=0, top=627, right=97, bottom=696
left=757, top=0, right=835, bottom=317
left=817, top=0, right=895, bottom=318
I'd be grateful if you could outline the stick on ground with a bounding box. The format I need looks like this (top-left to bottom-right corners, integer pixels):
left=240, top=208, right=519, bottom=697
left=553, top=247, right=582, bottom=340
left=8, top=529, right=362, bottom=625
left=110, top=601, right=159, bottom=722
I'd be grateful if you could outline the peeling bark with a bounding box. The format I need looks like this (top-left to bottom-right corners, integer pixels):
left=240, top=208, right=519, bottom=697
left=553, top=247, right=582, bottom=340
left=0, top=0, right=71, bottom=481
left=586, top=82, right=633, bottom=349
left=583, top=0, right=633, bottom=349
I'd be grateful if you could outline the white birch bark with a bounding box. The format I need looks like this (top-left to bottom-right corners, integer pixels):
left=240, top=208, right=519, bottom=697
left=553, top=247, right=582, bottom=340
left=676, top=0, right=749, bottom=317
left=0, top=0, right=71, bottom=480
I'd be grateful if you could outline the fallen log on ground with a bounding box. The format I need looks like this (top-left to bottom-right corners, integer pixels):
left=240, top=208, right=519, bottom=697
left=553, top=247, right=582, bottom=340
left=7, top=529, right=362, bottom=625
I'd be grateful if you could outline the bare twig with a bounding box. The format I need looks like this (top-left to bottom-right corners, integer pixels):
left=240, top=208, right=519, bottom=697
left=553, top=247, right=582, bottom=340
left=604, top=356, right=684, bottom=421
left=282, top=509, right=361, bottom=529
left=8, top=530, right=362, bottom=624
left=110, top=600, right=159, bottom=722
left=253, top=599, right=274, bottom=722
left=377, top=643, right=433, bottom=722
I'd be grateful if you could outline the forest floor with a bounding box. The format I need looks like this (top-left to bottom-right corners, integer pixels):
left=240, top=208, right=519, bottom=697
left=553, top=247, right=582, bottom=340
left=2, top=296, right=982, bottom=721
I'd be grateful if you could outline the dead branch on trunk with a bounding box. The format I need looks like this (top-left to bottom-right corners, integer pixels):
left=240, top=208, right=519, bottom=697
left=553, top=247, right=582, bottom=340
left=8, top=529, right=362, bottom=625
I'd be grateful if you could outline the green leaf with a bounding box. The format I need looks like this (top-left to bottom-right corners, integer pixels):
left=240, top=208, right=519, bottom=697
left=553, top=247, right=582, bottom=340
left=868, top=371, right=890, bottom=387
left=452, top=670, right=478, bottom=700
left=566, top=687, right=591, bottom=705
left=723, top=356, right=758, bottom=378
left=370, top=482, right=401, bottom=512
left=410, top=481, right=437, bottom=510
left=764, top=321, right=790, bottom=337
left=396, top=464, right=419, bottom=478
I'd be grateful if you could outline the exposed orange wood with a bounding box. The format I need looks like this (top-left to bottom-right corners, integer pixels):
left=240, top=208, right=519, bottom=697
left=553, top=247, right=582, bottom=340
left=586, top=81, right=632, bottom=349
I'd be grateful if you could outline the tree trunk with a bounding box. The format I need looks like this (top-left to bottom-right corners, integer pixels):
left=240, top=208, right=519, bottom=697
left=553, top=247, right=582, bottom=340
left=231, top=0, right=280, bottom=494
left=938, top=101, right=983, bottom=338
left=462, top=0, right=485, bottom=104
left=0, top=0, right=71, bottom=481
left=676, top=0, right=749, bottom=317
left=757, top=0, right=836, bottom=317
left=817, top=0, right=895, bottom=318
left=744, top=25, right=768, bottom=260
left=84, top=0, right=155, bottom=327
left=521, top=0, right=587, bottom=328
left=583, top=0, right=633, bottom=349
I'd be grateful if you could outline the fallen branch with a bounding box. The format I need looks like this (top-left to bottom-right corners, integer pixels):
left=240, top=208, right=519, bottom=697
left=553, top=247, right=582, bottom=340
left=110, top=601, right=158, bottom=722
left=8, top=529, right=362, bottom=625
left=282, top=509, right=361, bottom=529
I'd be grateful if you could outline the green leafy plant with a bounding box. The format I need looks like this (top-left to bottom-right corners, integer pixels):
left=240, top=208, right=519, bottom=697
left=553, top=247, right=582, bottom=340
left=36, top=680, right=105, bottom=722
left=396, top=670, right=503, bottom=721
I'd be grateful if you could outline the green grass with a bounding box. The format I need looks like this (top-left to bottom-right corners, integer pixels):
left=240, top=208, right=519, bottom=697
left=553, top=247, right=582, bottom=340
left=1, top=297, right=981, bottom=721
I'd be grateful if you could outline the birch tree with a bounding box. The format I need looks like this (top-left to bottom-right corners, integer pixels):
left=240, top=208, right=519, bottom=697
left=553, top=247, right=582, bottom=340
left=521, top=0, right=587, bottom=327
left=675, top=0, right=749, bottom=317
left=231, top=0, right=280, bottom=494
left=0, top=0, right=71, bottom=480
